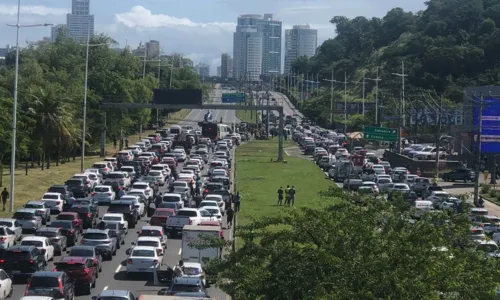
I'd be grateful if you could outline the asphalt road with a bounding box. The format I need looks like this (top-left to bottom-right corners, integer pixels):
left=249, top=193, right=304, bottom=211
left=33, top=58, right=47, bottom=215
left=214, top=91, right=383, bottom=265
left=10, top=90, right=234, bottom=299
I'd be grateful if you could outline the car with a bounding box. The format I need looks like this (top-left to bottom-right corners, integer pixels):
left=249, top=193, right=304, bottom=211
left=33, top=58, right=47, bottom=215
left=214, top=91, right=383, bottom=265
left=66, top=245, right=103, bottom=273
left=91, top=185, right=116, bottom=205
left=182, top=261, right=207, bottom=286
left=54, top=256, right=98, bottom=294
left=47, top=185, right=73, bottom=203
left=92, top=289, right=137, bottom=300
left=107, top=201, right=139, bottom=228
left=204, top=207, right=223, bottom=224
left=68, top=204, right=98, bottom=229
left=55, top=212, right=83, bottom=233
left=130, top=181, right=154, bottom=201
left=48, top=220, right=79, bottom=246
left=149, top=208, right=176, bottom=227
left=2, top=245, right=46, bottom=277
left=137, top=225, right=167, bottom=248
left=23, top=201, right=51, bottom=225
left=120, top=196, right=146, bottom=219
left=20, top=236, right=55, bottom=262
left=73, top=198, right=99, bottom=211
left=35, top=227, right=68, bottom=256
left=12, top=209, right=42, bottom=232
left=103, top=221, right=126, bottom=248
left=133, top=236, right=163, bottom=256
left=125, top=246, right=160, bottom=277
left=0, top=226, right=16, bottom=249
left=148, top=170, right=166, bottom=186
left=80, top=229, right=117, bottom=260
left=198, top=200, right=219, bottom=210
left=442, top=168, right=476, bottom=183
left=0, top=219, right=22, bottom=241
left=101, top=213, right=129, bottom=230
left=0, top=269, right=12, bottom=299
left=40, top=192, right=65, bottom=213
left=23, top=271, right=75, bottom=299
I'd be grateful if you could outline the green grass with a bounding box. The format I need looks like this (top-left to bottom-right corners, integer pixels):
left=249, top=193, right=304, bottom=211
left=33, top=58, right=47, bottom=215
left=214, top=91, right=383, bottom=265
left=236, top=110, right=259, bottom=123
left=235, top=139, right=339, bottom=227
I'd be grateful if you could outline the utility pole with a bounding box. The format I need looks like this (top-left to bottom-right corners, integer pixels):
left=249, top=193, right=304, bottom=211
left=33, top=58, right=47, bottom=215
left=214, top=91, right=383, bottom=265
left=301, top=73, right=304, bottom=102
left=330, top=70, right=334, bottom=126
left=362, top=71, right=366, bottom=116
left=316, top=73, right=319, bottom=96
left=391, top=61, right=407, bottom=126
left=344, top=72, right=347, bottom=133
left=474, top=93, right=483, bottom=205
left=366, top=67, right=381, bottom=125
left=305, top=73, right=309, bottom=99
left=435, top=95, right=443, bottom=178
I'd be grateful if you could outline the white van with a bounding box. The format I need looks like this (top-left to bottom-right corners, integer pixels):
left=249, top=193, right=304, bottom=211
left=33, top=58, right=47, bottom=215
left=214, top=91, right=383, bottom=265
left=412, top=200, right=434, bottom=219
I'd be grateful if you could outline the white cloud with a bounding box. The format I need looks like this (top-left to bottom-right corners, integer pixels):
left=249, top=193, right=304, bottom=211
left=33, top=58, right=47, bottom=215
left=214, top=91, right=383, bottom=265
left=0, top=4, right=69, bottom=16
left=281, top=5, right=331, bottom=13
left=115, top=6, right=236, bottom=32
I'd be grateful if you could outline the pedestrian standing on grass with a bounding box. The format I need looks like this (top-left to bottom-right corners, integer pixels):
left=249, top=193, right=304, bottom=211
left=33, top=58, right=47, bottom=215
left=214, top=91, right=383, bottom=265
left=277, top=186, right=284, bottom=206
left=1, top=188, right=8, bottom=211
left=285, top=185, right=291, bottom=206
left=234, top=192, right=241, bottom=212
left=289, top=186, right=296, bottom=206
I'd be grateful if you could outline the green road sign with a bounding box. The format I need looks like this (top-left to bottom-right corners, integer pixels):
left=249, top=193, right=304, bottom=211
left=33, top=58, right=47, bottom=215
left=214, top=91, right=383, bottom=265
left=363, top=126, right=398, bottom=142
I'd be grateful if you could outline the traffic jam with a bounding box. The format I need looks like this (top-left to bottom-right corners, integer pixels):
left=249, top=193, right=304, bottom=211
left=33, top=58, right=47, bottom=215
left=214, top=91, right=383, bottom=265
left=0, top=122, right=238, bottom=299
left=292, top=123, right=500, bottom=257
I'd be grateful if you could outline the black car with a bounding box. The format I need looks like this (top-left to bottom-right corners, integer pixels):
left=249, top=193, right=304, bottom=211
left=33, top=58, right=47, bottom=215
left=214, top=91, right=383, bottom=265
left=3, top=245, right=46, bottom=277
left=35, top=227, right=68, bottom=256
left=67, top=245, right=102, bottom=273
left=203, top=182, right=224, bottom=196
left=48, top=185, right=73, bottom=202
left=48, top=220, right=79, bottom=246
left=68, top=205, right=98, bottom=229
left=107, top=201, right=138, bottom=228
left=24, top=271, right=75, bottom=300
left=442, top=168, right=476, bottom=183
left=65, top=178, right=88, bottom=198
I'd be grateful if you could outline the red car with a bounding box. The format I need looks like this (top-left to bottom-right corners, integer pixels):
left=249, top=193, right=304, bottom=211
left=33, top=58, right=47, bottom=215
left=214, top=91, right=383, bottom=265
left=54, top=256, right=98, bottom=295
left=56, top=212, right=83, bottom=233
left=150, top=208, right=176, bottom=227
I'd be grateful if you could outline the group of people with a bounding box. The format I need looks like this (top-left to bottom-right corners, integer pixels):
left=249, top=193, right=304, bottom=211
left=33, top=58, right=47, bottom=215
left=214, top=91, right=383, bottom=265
left=276, top=185, right=296, bottom=206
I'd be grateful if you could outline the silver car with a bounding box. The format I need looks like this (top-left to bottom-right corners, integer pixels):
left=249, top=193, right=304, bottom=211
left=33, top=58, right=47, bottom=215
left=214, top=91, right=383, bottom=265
left=92, top=185, right=116, bottom=205
left=12, top=209, right=42, bottom=232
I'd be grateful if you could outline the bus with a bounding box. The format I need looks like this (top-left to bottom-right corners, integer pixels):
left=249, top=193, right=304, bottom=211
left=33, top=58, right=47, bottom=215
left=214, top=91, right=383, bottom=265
left=201, top=123, right=231, bottom=140
left=169, top=125, right=182, bottom=135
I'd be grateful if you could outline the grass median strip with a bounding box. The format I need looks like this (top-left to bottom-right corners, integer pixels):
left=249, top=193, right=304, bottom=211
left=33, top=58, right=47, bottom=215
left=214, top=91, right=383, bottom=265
left=235, top=139, right=338, bottom=227
left=236, top=110, right=259, bottom=123
left=0, top=109, right=191, bottom=215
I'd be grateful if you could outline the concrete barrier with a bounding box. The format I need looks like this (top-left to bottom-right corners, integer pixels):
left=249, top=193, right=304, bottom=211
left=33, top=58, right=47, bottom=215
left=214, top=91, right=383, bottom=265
left=384, top=150, right=463, bottom=177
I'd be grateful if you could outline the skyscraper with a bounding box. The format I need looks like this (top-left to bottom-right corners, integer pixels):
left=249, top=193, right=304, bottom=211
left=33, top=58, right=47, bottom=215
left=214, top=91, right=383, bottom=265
left=146, top=40, right=160, bottom=57
left=51, top=24, right=67, bottom=42
left=221, top=53, right=233, bottom=78
left=217, top=66, right=221, bottom=77
left=233, top=14, right=281, bottom=81
left=66, top=0, right=94, bottom=42
left=284, top=25, right=317, bottom=74
left=196, top=63, right=210, bottom=78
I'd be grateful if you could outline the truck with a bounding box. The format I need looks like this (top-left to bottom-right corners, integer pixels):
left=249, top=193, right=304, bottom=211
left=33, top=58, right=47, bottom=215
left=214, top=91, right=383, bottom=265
left=181, top=225, right=221, bottom=266
left=333, top=160, right=352, bottom=182
left=166, top=208, right=218, bottom=237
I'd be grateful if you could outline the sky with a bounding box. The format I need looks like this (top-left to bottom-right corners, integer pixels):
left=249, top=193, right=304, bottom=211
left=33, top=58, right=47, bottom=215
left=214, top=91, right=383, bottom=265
left=0, top=0, right=427, bottom=74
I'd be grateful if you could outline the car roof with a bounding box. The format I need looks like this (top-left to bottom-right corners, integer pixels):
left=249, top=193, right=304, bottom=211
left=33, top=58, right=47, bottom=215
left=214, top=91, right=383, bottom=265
left=37, top=227, right=59, bottom=232
left=141, top=225, right=163, bottom=230
left=42, top=192, right=61, bottom=196
left=22, top=236, right=48, bottom=241
left=85, top=229, right=109, bottom=234
left=26, top=201, right=44, bottom=205
left=137, top=236, right=161, bottom=241
left=98, top=290, right=130, bottom=297
left=7, top=245, right=36, bottom=251
left=70, top=245, right=95, bottom=251
left=103, top=213, right=123, bottom=217
left=16, top=208, right=37, bottom=213
left=32, top=271, right=64, bottom=278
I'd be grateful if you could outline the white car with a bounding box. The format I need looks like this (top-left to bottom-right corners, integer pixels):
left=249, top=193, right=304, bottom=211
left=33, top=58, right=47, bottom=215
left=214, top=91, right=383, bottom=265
left=40, top=192, right=64, bottom=213
left=92, top=185, right=116, bottom=204
left=211, top=169, right=228, bottom=177
left=102, top=213, right=129, bottom=231
left=205, top=194, right=225, bottom=213
left=182, top=262, right=207, bottom=286
left=198, top=200, right=219, bottom=209
left=148, top=170, right=165, bottom=186
left=372, top=165, right=385, bottom=175
left=134, top=236, right=163, bottom=256
left=125, top=246, right=161, bottom=276
left=0, top=269, right=12, bottom=299
left=20, top=236, right=54, bottom=262
left=389, top=183, right=411, bottom=192
left=0, top=218, right=22, bottom=241
left=120, top=196, right=145, bottom=218
left=173, top=149, right=187, bottom=162
left=151, top=164, right=170, bottom=178
left=361, top=181, right=379, bottom=194
left=0, top=226, right=16, bottom=249
left=131, top=182, right=153, bottom=201
left=204, top=207, right=223, bottom=224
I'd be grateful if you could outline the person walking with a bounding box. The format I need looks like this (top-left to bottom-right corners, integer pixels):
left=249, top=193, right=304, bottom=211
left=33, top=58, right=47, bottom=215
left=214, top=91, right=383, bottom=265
left=277, top=186, right=284, bottom=206
left=226, top=206, right=234, bottom=228
left=234, top=192, right=241, bottom=212
left=125, top=137, right=129, bottom=148
left=289, top=186, right=296, bottom=206
left=1, top=188, right=8, bottom=211
left=285, top=185, right=291, bottom=206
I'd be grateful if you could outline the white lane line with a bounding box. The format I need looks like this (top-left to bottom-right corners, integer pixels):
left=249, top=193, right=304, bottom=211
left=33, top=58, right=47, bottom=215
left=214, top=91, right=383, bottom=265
left=103, top=286, right=108, bottom=290
left=178, top=248, right=182, bottom=255
left=114, top=264, right=122, bottom=273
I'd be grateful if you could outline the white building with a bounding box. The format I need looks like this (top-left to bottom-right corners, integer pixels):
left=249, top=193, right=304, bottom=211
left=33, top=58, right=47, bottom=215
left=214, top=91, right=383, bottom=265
left=146, top=40, right=160, bottom=57
left=259, top=14, right=282, bottom=76
left=284, top=25, right=317, bottom=74
left=196, top=63, right=210, bottom=78
left=66, top=0, right=94, bottom=42
left=233, top=25, right=263, bottom=81
left=51, top=24, right=67, bottom=42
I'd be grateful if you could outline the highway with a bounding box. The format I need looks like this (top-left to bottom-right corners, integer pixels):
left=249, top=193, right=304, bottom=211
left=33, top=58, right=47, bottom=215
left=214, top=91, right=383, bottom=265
left=10, top=88, right=233, bottom=299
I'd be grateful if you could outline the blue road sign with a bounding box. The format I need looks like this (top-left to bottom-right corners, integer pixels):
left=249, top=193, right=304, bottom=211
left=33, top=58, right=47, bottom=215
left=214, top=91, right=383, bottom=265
left=221, top=93, right=245, bottom=103
left=474, top=98, right=500, bottom=153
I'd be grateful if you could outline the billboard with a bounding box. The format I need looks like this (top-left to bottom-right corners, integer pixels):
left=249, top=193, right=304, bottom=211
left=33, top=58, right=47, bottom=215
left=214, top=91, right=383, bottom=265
left=153, top=89, right=202, bottom=105
left=473, top=97, right=500, bottom=153
left=409, top=107, right=464, bottom=126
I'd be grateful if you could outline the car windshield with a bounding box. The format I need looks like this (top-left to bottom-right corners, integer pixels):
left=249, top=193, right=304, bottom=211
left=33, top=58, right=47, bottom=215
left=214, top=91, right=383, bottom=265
left=103, top=216, right=122, bottom=221
left=29, top=276, right=60, bottom=288
left=206, top=208, right=220, bottom=214
left=108, top=204, right=130, bottom=212
left=49, top=221, right=72, bottom=229
left=184, top=267, right=201, bottom=275
left=5, top=250, right=30, bottom=259
left=133, top=184, right=148, bottom=189
left=94, top=187, right=110, bottom=193
left=42, top=194, right=59, bottom=199
left=105, top=223, right=119, bottom=230
left=137, top=241, right=159, bottom=247
left=149, top=171, right=162, bottom=176
left=57, top=214, right=75, bottom=221
left=173, top=182, right=186, bottom=187
left=13, top=212, right=34, bottom=219
left=131, top=249, right=155, bottom=257
left=35, top=231, right=57, bottom=238
left=21, top=240, right=43, bottom=247
left=0, top=221, right=13, bottom=227
left=69, top=248, right=93, bottom=256
left=83, top=233, right=107, bottom=240
left=178, top=210, right=197, bottom=217
left=477, top=244, right=498, bottom=252
left=107, top=173, right=125, bottom=179
left=25, top=204, right=43, bottom=209
left=66, top=180, right=82, bottom=186
left=155, top=211, right=174, bottom=216
left=140, top=230, right=161, bottom=237
left=56, top=262, right=85, bottom=270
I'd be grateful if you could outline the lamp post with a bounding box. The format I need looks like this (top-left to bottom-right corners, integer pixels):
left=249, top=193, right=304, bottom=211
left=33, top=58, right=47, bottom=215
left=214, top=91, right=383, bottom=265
left=365, top=67, right=381, bottom=125
left=80, top=22, right=107, bottom=172
left=6, top=0, right=52, bottom=212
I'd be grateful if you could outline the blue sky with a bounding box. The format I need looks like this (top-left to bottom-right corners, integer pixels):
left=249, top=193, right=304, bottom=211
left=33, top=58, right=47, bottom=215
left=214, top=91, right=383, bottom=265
left=1, top=0, right=427, bottom=73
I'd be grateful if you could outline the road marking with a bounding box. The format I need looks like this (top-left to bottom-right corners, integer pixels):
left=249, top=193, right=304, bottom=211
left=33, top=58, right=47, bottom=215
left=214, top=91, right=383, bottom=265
left=103, top=286, right=108, bottom=290
left=284, top=149, right=290, bottom=156
left=178, top=248, right=182, bottom=255
left=114, top=264, right=122, bottom=273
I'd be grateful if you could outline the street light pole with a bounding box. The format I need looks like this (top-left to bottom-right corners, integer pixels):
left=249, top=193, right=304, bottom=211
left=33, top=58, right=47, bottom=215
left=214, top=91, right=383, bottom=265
left=365, top=67, right=381, bottom=125
left=7, top=0, right=52, bottom=212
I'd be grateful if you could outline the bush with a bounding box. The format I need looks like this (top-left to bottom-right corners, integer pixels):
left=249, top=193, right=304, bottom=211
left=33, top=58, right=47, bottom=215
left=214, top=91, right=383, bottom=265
left=489, top=189, right=498, bottom=198
left=481, top=184, right=491, bottom=194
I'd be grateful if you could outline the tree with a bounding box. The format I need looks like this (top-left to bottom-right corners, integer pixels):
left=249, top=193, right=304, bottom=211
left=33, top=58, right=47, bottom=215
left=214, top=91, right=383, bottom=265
left=207, top=190, right=500, bottom=299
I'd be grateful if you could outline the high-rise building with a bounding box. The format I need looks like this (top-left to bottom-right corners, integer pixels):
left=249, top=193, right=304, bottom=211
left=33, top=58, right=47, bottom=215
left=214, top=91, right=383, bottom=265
left=232, top=14, right=281, bottom=80
left=51, top=24, right=67, bottom=42
left=146, top=40, right=160, bottom=57
left=0, top=45, right=10, bottom=58
left=217, top=66, right=221, bottom=77
left=221, top=53, right=231, bottom=78
left=66, top=0, right=94, bottom=42
left=284, top=25, right=317, bottom=74
left=227, top=57, right=233, bottom=78
left=196, top=63, right=210, bottom=78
